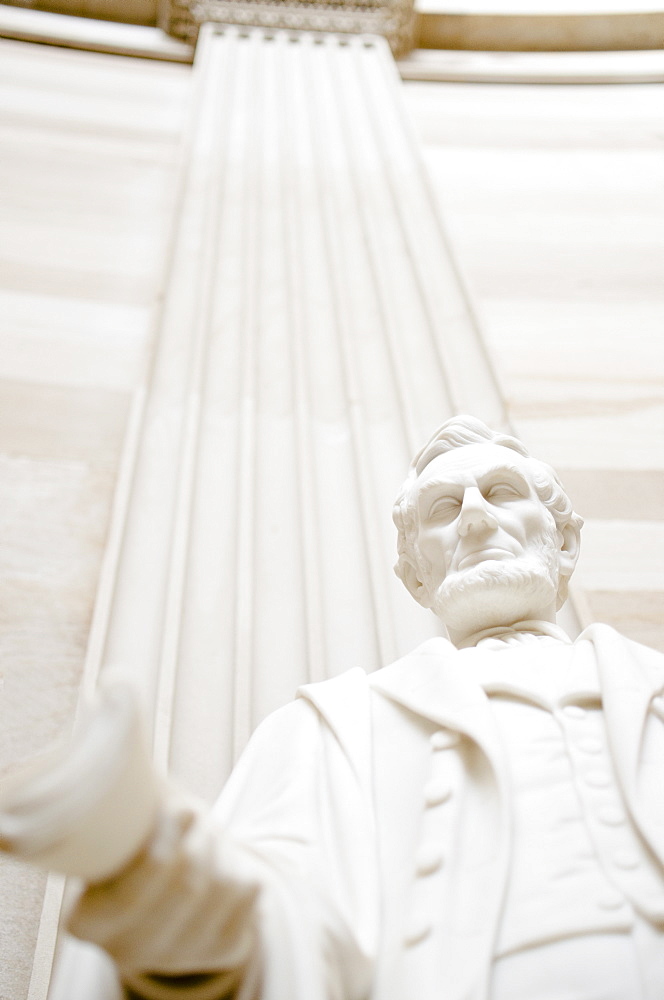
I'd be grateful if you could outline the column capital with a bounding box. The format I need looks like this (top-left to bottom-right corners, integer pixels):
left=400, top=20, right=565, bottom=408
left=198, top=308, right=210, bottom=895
left=165, top=0, right=417, bottom=56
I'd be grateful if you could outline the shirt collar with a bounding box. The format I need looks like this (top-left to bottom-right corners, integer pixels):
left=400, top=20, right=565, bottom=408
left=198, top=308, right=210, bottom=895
left=457, top=619, right=573, bottom=651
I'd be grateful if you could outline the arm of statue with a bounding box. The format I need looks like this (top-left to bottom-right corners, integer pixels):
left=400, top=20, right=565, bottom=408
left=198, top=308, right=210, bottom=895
left=0, top=687, right=372, bottom=1000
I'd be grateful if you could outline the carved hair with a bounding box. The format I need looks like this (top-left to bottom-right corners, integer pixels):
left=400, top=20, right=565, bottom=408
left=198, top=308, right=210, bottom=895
left=393, top=415, right=583, bottom=608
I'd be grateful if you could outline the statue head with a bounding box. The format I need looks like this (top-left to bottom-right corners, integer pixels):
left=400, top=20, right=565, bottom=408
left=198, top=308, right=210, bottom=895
left=393, top=416, right=583, bottom=643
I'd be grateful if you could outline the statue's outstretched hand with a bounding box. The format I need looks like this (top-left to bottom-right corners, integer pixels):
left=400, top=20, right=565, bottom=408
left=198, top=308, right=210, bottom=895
left=0, top=683, right=161, bottom=883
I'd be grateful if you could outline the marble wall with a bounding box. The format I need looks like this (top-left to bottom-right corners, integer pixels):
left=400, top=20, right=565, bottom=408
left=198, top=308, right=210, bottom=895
left=0, top=39, right=190, bottom=999
left=403, top=77, right=664, bottom=649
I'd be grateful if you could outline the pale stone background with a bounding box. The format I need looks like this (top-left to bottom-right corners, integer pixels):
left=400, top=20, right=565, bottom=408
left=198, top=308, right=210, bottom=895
left=0, top=41, right=190, bottom=999
left=402, top=78, right=664, bottom=649
left=0, top=32, right=662, bottom=999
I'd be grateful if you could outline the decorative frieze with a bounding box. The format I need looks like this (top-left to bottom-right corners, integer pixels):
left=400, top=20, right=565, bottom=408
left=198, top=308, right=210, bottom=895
left=165, top=0, right=417, bottom=56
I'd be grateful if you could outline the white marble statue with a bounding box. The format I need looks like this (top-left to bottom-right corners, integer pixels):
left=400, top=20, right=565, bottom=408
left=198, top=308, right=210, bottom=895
left=3, top=414, right=664, bottom=1000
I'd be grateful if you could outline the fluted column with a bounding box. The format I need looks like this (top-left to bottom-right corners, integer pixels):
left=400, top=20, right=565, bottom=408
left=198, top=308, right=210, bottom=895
left=39, top=24, right=507, bottom=998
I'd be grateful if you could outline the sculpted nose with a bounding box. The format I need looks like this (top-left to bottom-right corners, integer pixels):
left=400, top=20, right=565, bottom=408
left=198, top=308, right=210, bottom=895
left=457, top=487, right=498, bottom=537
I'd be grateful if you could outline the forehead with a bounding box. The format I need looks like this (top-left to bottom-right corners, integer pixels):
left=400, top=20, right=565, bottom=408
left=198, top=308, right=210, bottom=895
left=414, top=443, right=534, bottom=495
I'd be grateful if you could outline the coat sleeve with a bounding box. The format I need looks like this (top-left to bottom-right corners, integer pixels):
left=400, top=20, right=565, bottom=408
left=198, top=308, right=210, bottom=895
left=67, top=696, right=375, bottom=1000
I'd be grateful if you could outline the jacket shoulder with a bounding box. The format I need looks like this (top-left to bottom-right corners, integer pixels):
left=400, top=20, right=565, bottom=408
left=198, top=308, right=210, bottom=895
left=297, top=668, right=371, bottom=761
left=580, top=622, right=664, bottom=658
left=298, top=666, right=369, bottom=710
left=579, top=622, right=664, bottom=682
left=300, top=667, right=412, bottom=797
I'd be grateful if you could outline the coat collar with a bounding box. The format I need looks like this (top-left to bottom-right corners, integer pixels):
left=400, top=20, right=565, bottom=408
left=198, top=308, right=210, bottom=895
left=371, top=635, right=482, bottom=727
left=371, top=624, right=664, bottom=729
left=370, top=636, right=507, bottom=777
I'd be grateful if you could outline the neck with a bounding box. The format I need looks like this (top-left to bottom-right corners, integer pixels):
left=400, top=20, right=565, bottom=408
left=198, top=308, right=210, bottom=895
left=454, top=618, right=572, bottom=649
left=446, top=604, right=558, bottom=648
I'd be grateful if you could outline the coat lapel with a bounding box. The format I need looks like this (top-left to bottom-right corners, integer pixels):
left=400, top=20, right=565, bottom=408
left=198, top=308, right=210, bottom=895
left=584, top=623, right=664, bottom=865
left=371, top=637, right=511, bottom=1000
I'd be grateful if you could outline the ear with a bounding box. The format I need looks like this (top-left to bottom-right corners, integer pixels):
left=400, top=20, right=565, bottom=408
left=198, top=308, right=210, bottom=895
left=557, top=519, right=581, bottom=580
left=398, top=557, right=433, bottom=609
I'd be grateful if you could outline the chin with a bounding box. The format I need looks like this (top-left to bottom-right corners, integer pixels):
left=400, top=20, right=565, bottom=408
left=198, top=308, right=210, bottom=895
left=430, top=555, right=559, bottom=637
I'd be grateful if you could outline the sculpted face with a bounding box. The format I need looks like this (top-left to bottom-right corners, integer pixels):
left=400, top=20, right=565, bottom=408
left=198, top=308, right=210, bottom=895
left=411, top=443, right=565, bottom=641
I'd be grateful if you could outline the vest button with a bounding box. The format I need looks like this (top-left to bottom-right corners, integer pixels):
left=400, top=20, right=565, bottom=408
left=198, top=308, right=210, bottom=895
left=404, top=914, right=432, bottom=947
left=613, top=850, right=640, bottom=870
left=598, top=806, right=625, bottom=827
left=598, top=890, right=626, bottom=911
left=430, top=730, right=459, bottom=751
left=424, top=779, right=452, bottom=807
left=416, top=845, right=444, bottom=876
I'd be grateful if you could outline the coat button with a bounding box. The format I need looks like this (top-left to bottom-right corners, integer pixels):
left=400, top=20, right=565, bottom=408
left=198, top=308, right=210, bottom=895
left=404, top=914, right=432, bottom=947
left=613, top=850, right=640, bottom=870
left=416, top=845, right=444, bottom=876
left=652, top=695, right=664, bottom=717
left=576, top=737, right=602, bottom=755
left=430, top=730, right=459, bottom=751
left=562, top=705, right=587, bottom=720
left=584, top=770, right=612, bottom=788
left=424, top=779, right=452, bottom=807
left=645, top=893, right=664, bottom=915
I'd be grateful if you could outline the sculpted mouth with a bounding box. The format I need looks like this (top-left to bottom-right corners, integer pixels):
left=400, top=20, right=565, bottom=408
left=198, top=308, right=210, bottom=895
left=456, top=548, right=515, bottom=572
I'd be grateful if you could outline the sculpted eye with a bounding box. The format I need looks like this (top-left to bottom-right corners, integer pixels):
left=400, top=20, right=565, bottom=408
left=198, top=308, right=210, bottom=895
left=427, top=498, right=460, bottom=522
left=486, top=483, right=523, bottom=501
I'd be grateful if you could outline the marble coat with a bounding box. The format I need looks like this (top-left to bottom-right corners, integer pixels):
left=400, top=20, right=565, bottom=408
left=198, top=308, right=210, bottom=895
left=71, top=624, right=664, bottom=1000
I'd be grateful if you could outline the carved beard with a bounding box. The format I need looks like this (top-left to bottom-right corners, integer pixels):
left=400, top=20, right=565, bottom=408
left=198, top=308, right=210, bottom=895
left=429, top=531, right=560, bottom=636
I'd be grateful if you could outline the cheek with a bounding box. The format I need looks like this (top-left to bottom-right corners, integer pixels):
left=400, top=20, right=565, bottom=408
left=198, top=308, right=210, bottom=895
left=418, top=528, right=454, bottom=573
left=520, top=506, right=558, bottom=545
